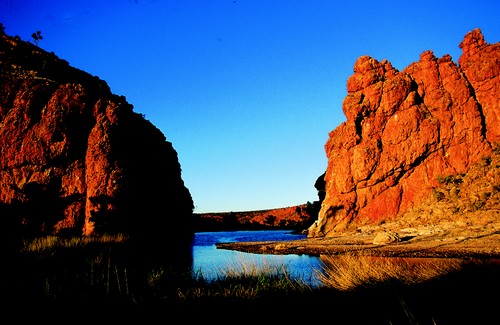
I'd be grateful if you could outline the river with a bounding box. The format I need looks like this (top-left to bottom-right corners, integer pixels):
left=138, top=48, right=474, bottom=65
left=192, top=229, right=323, bottom=286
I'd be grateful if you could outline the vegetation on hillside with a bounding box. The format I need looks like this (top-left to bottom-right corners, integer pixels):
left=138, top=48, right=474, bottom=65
left=396, top=143, right=500, bottom=229
left=193, top=203, right=318, bottom=232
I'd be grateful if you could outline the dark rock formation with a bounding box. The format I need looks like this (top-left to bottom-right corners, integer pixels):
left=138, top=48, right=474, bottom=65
left=0, top=31, right=194, bottom=245
left=308, top=28, right=500, bottom=237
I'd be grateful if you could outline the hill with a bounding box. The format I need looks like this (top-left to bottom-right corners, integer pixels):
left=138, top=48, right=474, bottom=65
left=193, top=203, right=318, bottom=232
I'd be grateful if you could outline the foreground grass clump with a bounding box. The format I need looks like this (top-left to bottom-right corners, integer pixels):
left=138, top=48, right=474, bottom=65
left=317, top=252, right=466, bottom=291
left=22, top=233, right=129, bottom=253
left=8, top=234, right=315, bottom=305
left=5, top=234, right=499, bottom=324
left=177, top=256, right=314, bottom=303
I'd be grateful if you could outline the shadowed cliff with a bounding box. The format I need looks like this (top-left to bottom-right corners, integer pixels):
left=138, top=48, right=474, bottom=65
left=0, top=30, right=194, bottom=253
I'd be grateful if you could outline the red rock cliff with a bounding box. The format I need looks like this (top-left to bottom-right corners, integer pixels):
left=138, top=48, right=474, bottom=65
left=308, top=28, right=500, bottom=237
left=0, top=32, right=194, bottom=243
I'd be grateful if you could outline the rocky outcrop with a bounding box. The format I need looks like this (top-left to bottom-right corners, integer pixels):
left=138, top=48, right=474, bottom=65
left=308, top=28, right=500, bottom=237
left=0, top=32, right=194, bottom=243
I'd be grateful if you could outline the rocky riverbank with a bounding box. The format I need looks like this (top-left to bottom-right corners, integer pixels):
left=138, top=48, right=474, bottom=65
left=217, top=212, right=500, bottom=259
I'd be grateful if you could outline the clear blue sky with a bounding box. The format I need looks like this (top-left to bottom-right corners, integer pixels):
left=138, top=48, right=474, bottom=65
left=1, top=1, right=499, bottom=213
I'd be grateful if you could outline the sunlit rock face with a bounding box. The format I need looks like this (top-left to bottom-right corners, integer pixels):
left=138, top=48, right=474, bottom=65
left=308, top=28, right=500, bottom=237
left=0, top=32, right=194, bottom=242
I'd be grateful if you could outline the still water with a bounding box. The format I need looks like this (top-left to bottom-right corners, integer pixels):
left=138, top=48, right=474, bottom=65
left=192, top=230, right=323, bottom=286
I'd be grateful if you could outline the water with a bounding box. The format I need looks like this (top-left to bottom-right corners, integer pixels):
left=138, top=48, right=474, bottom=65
left=192, top=230, right=323, bottom=286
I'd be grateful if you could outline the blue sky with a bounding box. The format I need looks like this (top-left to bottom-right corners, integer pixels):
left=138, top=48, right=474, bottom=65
left=1, top=1, right=499, bottom=213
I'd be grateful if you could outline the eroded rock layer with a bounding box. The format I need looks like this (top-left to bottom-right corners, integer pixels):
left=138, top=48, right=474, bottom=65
left=308, top=28, right=499, bottom=237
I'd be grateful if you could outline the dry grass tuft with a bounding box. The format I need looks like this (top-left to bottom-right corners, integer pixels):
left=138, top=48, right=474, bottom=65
left=317, top=252, right=465, bottom=291
left=212, top=255, right=288, bottom=278
left=22, top=233, right=129, bottom=253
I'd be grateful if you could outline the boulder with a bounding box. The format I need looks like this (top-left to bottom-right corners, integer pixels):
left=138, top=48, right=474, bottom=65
left=372, top=232, right=400, bottom=245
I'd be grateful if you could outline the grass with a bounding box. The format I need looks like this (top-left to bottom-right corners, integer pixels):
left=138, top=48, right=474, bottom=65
left=4, top=234, right=499, bottom=324
left=9, top=234, right=315, bottom=305
left=22, top=233, right=129, bottom=252
left=178, top=255, right=313, bottom=303
left=317, top=252, right=466, bottom=291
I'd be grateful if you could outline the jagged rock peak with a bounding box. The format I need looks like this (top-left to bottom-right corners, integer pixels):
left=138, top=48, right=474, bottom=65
left=459, top=27, right=488, bottom=58
left=308, top=28, right=500, bottom=237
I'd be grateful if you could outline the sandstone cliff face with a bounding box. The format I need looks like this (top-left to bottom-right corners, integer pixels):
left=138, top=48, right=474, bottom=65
left=308, top=28, right=499, bottom=237
left=0, top=32, right=194, bottom=242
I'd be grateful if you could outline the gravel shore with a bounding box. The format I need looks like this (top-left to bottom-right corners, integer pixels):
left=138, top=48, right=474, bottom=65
left=216, top=220, right=500, bottom=259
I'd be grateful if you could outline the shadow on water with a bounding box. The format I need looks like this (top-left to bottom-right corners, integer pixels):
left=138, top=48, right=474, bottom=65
left=2, top=232, right=195, bottom=306
left=3, top=228, right=498, bottom=323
